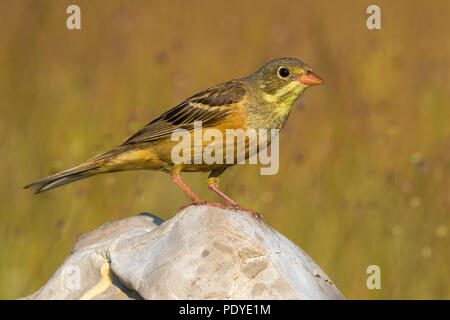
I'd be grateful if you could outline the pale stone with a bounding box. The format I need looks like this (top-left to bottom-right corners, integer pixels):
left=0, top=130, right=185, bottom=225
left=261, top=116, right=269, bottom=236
left=23, top=206, right=344, bottom=300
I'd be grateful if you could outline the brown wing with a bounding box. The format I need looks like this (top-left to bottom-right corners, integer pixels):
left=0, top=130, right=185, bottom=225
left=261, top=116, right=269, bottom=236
left=121, top=79, right=248, bottom=145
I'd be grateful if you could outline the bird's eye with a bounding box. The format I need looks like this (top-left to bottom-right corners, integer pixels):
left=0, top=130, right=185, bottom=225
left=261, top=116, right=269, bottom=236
left=278, top=67, right=290, bottom=78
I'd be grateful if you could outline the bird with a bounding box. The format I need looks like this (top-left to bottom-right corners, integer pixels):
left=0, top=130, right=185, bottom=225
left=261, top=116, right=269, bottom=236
left=25, top=57, right=324, bottom=219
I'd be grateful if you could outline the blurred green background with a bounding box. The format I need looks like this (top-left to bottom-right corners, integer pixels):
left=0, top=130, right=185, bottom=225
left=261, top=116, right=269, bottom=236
left=0, top=0, right=449, bottom=299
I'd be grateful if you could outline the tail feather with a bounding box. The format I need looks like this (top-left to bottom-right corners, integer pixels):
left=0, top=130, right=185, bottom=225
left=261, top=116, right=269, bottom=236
left=24, top=149, right=119, bottom=194
left=26, top=173, right=95, bottom=194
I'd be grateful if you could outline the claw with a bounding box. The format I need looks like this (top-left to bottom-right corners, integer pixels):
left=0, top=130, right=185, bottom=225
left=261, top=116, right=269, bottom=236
left=232, top=205, right=263, bottom=220
left=177, top=201, right=231, bottom=213
left=207, top=180, right=262, bottom=219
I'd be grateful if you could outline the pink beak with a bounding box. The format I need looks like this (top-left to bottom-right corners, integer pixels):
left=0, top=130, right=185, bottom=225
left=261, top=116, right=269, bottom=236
left=298, top=70, right=324, bottom=86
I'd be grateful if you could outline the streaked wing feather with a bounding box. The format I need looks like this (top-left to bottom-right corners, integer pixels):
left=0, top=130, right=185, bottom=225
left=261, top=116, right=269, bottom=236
left=121, top=80, right=247, bottom=145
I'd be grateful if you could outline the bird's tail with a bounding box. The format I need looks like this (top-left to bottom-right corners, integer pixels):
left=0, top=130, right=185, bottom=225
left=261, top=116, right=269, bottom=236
left=24, top=148, right=122, bottom=194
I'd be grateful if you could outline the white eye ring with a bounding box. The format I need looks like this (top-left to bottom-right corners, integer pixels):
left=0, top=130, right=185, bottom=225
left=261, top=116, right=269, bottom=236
left=277, top=66, right=290, bottom=78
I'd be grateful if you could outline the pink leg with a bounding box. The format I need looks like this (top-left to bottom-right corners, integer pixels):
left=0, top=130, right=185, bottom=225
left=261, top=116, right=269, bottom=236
left=208, top=182, right=263, bottom=220
left=208, top=184, right=238, bottom=207
left=171, top=174, right=231, bottom=211
left=171, top=174, right=205, bottom=205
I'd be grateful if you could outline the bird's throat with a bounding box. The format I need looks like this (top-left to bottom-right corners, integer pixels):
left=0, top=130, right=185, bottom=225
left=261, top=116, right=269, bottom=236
left=272, top=85, right=306, bottom=126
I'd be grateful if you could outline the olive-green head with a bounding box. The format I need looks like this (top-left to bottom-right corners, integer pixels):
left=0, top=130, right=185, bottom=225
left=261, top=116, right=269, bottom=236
left=248, top=57, right=324, bottom=105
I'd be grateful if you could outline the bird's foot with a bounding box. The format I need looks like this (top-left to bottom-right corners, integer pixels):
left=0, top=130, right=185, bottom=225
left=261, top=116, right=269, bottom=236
left=206, top=180, right=262, bottom=219
left=178, top=200, right=230, bottom=212
left=204, top=202, right=233, bottom=210
left=176, top=198, right=205, bottom=212
left=192, top=199, right=207, bottom=206
left=232, top=205, right=263, bottom=220
left=177, top=197, right=262, bottom=220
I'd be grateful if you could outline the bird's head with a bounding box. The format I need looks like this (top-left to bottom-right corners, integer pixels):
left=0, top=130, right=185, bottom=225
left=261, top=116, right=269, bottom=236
left=249, top=57, right=324, bottom=108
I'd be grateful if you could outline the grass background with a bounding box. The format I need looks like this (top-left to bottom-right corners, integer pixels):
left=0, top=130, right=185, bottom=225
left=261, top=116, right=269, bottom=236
left=0, top=0, right=449, bottom=299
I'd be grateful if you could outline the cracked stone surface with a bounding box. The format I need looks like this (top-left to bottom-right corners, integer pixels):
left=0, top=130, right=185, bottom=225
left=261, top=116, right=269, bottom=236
left=23, top=206, right=344, bottom=300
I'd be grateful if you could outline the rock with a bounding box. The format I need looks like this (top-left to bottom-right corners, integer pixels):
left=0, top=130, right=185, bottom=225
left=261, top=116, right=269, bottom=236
left=23, top=206, right=344, bottom=300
